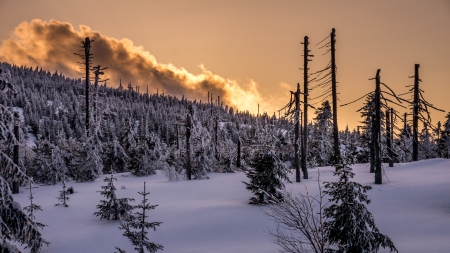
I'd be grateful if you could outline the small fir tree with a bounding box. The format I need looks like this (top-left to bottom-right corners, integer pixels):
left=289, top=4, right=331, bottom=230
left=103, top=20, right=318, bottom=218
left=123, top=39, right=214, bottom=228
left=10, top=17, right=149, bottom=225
left=94, top=170, right=134, bottom=220
left=55, top=180, right=69, bottom=207
left=23, top=179, right=46, bottom=228
left=323, top=157, right=397, bottom=253
left=243, top=148, right=290, bottom=204
left=116, top=182, right=163, bottom=253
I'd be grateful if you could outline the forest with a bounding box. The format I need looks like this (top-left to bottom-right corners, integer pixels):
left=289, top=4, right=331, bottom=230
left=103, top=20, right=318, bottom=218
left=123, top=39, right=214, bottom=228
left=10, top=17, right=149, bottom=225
left=0, top=32, right=449, bottom=252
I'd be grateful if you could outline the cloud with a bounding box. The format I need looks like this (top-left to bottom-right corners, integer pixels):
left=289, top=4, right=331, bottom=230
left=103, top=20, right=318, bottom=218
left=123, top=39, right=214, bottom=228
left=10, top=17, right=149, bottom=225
left=0, top=19, right=274, bottom=114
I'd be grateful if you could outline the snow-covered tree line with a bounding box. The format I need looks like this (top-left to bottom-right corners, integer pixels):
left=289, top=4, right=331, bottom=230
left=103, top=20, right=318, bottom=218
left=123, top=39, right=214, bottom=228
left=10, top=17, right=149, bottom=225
left=1, top=62, right=449, bottom=186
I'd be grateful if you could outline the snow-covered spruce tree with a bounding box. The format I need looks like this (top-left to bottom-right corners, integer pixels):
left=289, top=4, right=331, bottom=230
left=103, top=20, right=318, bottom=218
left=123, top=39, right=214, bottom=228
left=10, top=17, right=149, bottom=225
left=103, top=137, right=129, bottom=173
left=243, top=147, right=291, bottom=204
left=55, top=180, right=69, bottom=207
left=116, top=182, right=163, bottom=253
left=396, top=115, right=413, bottom=163
left=129, top=140, right=156, bottom=177
left=23, top=180, right=46, bottom=230
left=0, top=68, right=49, bottom=253
left=29, top=139, right=68, bottom=185
left=73, top=133, right=103, bottom=181
left=418, top=122, right=437, bottom=160
left=310, top=101, right=334, bottom=167
left=94, top=171, right=134, bottom=220
left=438, top=113, right=450, bottom=158
left=323, top=157, right=397, bottom=253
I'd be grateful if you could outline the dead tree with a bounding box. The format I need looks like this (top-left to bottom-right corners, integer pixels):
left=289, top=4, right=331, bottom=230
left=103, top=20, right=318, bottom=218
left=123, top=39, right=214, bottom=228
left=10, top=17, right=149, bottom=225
left=75, top=37, right=94, bottom=136
left=301, top=36, right=312, bottom=180
left=343, top=68, right=405, bottom=182
left=373, top=70, right=382, bottom=184
left=185, top=113, right=192, bottom=180
left=237, top=138, right=241, bottom=168
left=412, top=64, right=420, bottom=161
left=12, top=112, right=20, bottom=194
left=294, top=83, right=300, bottom=182
left=330, top=28, right=341, bottom=167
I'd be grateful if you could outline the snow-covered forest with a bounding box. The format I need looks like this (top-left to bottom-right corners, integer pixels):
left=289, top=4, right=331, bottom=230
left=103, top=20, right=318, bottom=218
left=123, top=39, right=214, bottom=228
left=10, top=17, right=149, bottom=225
left=1, top=60, right=450, bottom=252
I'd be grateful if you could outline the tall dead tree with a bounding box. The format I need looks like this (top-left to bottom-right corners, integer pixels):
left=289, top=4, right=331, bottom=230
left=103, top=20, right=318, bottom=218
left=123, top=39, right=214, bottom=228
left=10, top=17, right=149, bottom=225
left=186, top=113, right=192, bottom=180
left=75, top=37, right=94, bottom=136
left=331, top=28, right=341, bottom=167
left=237, top=138, right=241, bottom=168
left=412, top=64, right=420, bottom=161
left=373, top=69, right=382, bottom=185
left=294, top=83, right=300, bottom=182
left=301, top=35, right=312, bottom=180
left=400, top=63, right=444, bottom=161
left=12, top=112, right=20, bottom=194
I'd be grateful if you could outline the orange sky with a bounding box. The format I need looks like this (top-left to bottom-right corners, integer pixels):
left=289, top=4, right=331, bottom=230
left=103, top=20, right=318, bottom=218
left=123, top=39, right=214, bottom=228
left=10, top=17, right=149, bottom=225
left=0, top=0, right=449, bottom=130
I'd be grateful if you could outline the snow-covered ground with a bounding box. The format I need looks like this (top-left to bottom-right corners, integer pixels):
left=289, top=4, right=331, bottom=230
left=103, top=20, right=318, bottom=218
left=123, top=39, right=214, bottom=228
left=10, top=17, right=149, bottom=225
left=14, top=159, right=450, bottom=253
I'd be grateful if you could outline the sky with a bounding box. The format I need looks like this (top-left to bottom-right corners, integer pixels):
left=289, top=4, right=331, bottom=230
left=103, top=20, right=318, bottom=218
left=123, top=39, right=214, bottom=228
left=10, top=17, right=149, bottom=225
left=0, top=0, right=449, bottom=130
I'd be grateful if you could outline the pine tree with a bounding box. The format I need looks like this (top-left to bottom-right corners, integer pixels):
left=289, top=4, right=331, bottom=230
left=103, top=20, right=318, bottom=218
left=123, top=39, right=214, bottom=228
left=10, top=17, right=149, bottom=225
left=323, top=158, right=397, bottom=253
left=243, top=148, right=291, bottom=204
left=94, top=170, right=134, bottom=220
left=73, top=133, right=103, bottom=181
left=438, top=113, right=450, bottom=158
left=30, top=139, right=68, bottom=185
left=129, top=141, right=156, bottom=177
left=23, top=180, right=46, bottom=228
left=116, top=182, right=163, bottom=253
left=0, top=69, right=49, bottom=252
left=418, top=122, right=437, bottom=159
left=310, top=101, right=334, bottom=166
left=55, top=180, right=70, bottom=207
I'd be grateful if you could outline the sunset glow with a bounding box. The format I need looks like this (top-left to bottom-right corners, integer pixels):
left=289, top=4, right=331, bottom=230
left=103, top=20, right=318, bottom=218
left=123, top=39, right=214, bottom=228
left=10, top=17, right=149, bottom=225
left=1, top=0, right=449, bottom=129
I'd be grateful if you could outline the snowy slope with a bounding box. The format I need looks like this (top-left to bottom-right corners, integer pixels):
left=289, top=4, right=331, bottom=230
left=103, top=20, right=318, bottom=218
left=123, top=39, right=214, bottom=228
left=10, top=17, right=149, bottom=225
left=14, top=159, right=450, bottom=253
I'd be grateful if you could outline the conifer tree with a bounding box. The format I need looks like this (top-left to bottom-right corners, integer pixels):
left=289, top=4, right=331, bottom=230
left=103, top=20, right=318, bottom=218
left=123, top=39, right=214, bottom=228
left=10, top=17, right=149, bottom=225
left=30, top=139, right=68, bottom=185
left=55, top=180, right=70, bottom=207
left=116, top=182, right=163, bottom=253
left=23, top=180, right=46, bottom=228
left=243, top=148, right=291, bottom=204
left=94, top=170, right=134, bottom=220
left=129, top=141, right=156, bottom=177
left=438, top=113, right=450, bottom=158
left=310, top=101, right=334, bottom=166
left=418, top=122, right=437, bottom=159
left=74, top=133, right=103, bottom=181
left=323, top=157, right=397, bottom=253
left=0, top=68, right=49, bottom=252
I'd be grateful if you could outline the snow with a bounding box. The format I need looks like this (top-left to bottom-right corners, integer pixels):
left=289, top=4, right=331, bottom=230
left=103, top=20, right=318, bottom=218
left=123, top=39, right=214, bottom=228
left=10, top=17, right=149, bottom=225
left=13, top=158, right=450, bottom=253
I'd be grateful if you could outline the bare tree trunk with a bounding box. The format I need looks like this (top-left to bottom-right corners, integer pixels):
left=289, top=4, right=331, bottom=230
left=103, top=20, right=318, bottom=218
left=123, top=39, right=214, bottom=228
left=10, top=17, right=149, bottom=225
left=374, top=69, right=382, bottom=185
left=12, top=112, right=20, bottom=194
left=237, top=138, right=241, bottom=168
left=186, top=114, right=192, bottom=180
left=412, top=64, right=420, bottom=161
left=295, top=83, right=300, bottom=182
left=302, top=36, right=310, bottom=180
left=83, top=37, right=92, bottom=136
left=331, top=28, right=341, bottom=169
left=176, top=124, right=179, bottom=150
